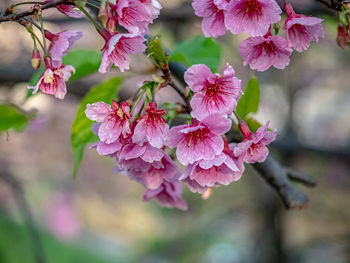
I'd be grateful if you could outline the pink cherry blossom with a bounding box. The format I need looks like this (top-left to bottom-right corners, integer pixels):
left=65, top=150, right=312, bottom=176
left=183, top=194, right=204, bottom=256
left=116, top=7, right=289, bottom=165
left=118, top=141, right=164, bottom=164
left=85, top=100, right=132, bottom=143
left=165, top=114, right=232, bottom=165
left=132, top=102, right=169, bottom=148
left=45, top=0, right=85, bottom=18
left=225, top=0, right=281, bottom=36
left=238, top=31, right=292, bottom=71
left=28, top=57, right=75, bottom=99
left=45, top=30, right=82, bottom=67
left=181, top=140, right=245, bottom=191
left=284, top=3, right=324, bottom=52
left=99, top=30, right=146, bottom=73
left=234, top=121, right=276, bottom=163
left=142, top=181, right=188, bottom=210
left=109, top=0, right=158, bottom=34
left=192, top=0, right=227, bottom=38
left=126, top=154, right=181, bottom=190
left=184, top=63, right=242, bottom=120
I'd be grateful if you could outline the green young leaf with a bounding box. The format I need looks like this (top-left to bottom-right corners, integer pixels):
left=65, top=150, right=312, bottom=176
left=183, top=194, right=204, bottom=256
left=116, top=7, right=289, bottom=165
left=29, top=49, right=102, bottom=86
left=147, top=36, right=168, bottom=69
left=0, top=104, right=28, bottom=132
left=71, top=76, right=123, bottom=177
left=169, top=35, right=222, bottom=72
left=236, top=77, right=260, bottom=119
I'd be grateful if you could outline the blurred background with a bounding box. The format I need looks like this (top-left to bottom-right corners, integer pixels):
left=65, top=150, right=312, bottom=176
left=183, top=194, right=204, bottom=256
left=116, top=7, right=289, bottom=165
left=0, top=0, right=350, bottom=262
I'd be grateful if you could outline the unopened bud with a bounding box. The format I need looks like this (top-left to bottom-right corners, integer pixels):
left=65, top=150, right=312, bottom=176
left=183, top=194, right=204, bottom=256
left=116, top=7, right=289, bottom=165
left=98, top=0, right=108, bottom=27
left=31, top=49, right=41, bottom=70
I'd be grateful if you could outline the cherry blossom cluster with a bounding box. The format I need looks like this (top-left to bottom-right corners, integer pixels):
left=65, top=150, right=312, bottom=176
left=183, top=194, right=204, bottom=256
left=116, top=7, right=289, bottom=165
left=28, top=0, right=162, bottom=99
left=193, top=0, right=325, bottom=71
left=85, top=64, right=277, bottom=210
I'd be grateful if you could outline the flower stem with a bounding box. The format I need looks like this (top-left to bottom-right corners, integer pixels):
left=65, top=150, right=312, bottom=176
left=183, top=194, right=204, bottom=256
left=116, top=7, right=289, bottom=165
left=38, top=14, right=49, bottom=56
left=10, top=1, right=41, bottom=8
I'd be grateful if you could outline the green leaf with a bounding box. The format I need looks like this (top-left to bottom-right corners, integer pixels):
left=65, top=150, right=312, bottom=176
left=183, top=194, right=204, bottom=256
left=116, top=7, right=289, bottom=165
left=236, top=77, right=260, bottom=119
left=246, top=118, right=262, bottom=132
left=169, top=35, right=222, bottom=72
left=71, top=76, right=123, bottom=178
left=0, top=105, right=28, bottom=132
left=29, top=49, right=102, bottom=86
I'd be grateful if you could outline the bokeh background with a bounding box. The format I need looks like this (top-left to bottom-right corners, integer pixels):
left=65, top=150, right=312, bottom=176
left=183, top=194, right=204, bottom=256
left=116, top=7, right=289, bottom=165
left=0, top=0, right=350, bottom=262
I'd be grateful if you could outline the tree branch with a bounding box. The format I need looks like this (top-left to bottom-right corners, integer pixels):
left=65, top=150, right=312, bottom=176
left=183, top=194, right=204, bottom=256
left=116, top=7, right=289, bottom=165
left=315, top=0, right=344, bottom=11
left=0, top=0, right=74, bottom=23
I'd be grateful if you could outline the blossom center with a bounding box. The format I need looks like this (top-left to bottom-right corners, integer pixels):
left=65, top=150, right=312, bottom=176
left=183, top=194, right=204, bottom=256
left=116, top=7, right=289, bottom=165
left=44, top=70, right=55, bottom=84
left=240, top=0, right=263, bottom=18
left=185, top=127, right=210, bottom=147
left=259, top=40, right=277, bottom=55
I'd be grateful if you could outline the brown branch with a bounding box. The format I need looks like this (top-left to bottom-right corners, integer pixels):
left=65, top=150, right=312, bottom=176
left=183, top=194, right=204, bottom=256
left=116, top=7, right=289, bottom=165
left=253, top=156, right=312, bottom=209
left=0, top=0, right=74, bottom=23
left=285, top=167, right=317, bottom=187
left=315, top=0, right=344, bottom=11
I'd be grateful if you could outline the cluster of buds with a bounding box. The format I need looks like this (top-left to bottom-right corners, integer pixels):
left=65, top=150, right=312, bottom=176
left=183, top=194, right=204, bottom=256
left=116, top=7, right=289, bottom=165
left=193, top=0, right=325, bottom=71
left=85, top=63, right=276, bottom=210
left=337, top=3, right=350, bottom=49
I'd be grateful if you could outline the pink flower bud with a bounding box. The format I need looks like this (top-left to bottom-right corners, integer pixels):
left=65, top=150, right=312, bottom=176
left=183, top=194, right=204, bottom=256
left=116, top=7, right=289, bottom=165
left=31, top=48, right=41, bottom=70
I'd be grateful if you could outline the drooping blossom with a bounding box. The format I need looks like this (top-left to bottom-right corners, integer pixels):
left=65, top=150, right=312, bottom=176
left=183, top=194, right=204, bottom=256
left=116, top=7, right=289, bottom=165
left=90, top=123, right=123, bottom=156
left=85, top=100, right=132, bottom=143
left=45, top=0, right=85, bottom=18
left=238, top=31, right=292, bottom=71
left=192, top=0, right=227, bottom=38
left=98, top=30, right=146, bottom=73
left=118, top=140, right=164, bottom=164
left=234, top=121, right=276, bottom=163
left=337, top=25, right=349, bottom=49
left=132, top=102, right=169, bottom=148
left=184, top=63, right=242, bottom=120
left=165, top=114, right=232, bottom=165
left=45, top=30, right=83, bottom=67
left=225, top=0, right=281, bottom=36
left=109, top=0, right=160, bottom=34
left=28, top=57, right=75, bottom=99
left=284, top=3, right=324, bottom=52
left=181, top=140, right=245, bottom=191
left=142, top=181, right=188, bottom=210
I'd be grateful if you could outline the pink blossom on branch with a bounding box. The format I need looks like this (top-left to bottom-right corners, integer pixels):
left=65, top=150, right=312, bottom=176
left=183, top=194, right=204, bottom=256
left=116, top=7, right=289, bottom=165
left=45, top=30, right=83, bottom=67
left=85, top=100, right=132, bottom=143
left=142, top=181, right=188, bottom=211
left=225, top=0, right=281, bottom=36
left=181, top=140, right=245, bottom=192
left=184, top=63, right=242, bottom=120
left=238, top=31, right=292, bottom=71
left=192, top=0, right=227, bottom=38
left=28, top=57, right=75, bottom=99
left=165, top=114, right=232, bottom=165
left=284, top=3, right=324, bottom=52
left=132, top=102, right=169, bottom=148
left=44, top=0, right=85, bottom=18
left=234, top=121, right=276, bottom=163
left=99, top=30, right=146, bottom=73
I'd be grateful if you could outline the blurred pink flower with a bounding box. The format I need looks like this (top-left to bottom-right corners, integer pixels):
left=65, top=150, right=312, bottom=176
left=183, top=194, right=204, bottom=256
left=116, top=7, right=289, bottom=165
left=45, top=30, right=82, bottom=67
left=284, top=3, right=324, bottom=52
left=238, top=31, right=292, bottom=71
left=47, top=193, right=81, bottom=240
left=98, top=30, right=146, bottom=73
left=85, top=100, right=132, bottom=144
left=184, top=63, right=242, bottom=120
left=181, top=140, right=245, bottom=191
left=192, top=0, right=227, bottom=37
left=142, top=181, right=187, bottom=210
left=234, top=121, right=276, bottom=163
left=165, top=114, right=231, bottom=165
left=132, top=102, right=169, bottom=148
left=45, top=0, right=85, bottom=18
left=225, top=0, right=281, bottom=36
left=28, top=57, right=75, bottom=99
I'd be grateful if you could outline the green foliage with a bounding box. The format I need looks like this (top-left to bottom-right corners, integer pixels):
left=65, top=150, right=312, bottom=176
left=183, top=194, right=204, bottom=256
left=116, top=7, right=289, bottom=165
left=236, top=77, right=260, bottom=119
left=71, top=77, right=123, bottom=177
left=169, top=35, right=222, bottom=72
left=0, top=104, right=30, bottom=132
left=147, top=36, right=168, bottom=69
left=29, top=49, right=102, bottom=86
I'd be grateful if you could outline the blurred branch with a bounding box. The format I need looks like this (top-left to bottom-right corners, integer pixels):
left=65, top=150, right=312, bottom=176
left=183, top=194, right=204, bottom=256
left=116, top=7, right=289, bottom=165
left=0, top=0, right=74, bottom=23
left=167, top=61, right=316, bottom=210
left=0, top=160, right=46, bottom=263
left=315, top=0, right=344, bottom=11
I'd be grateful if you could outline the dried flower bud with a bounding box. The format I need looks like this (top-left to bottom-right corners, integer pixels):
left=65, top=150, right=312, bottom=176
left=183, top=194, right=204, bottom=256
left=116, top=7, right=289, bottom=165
left=31, top=48, right=41, bottom=70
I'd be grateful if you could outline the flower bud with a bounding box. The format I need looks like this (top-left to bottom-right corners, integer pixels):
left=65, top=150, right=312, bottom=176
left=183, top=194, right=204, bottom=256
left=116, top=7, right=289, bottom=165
left=98, top=0, right=108, bottom=27
left=31, top=48, right=41, bottom=70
